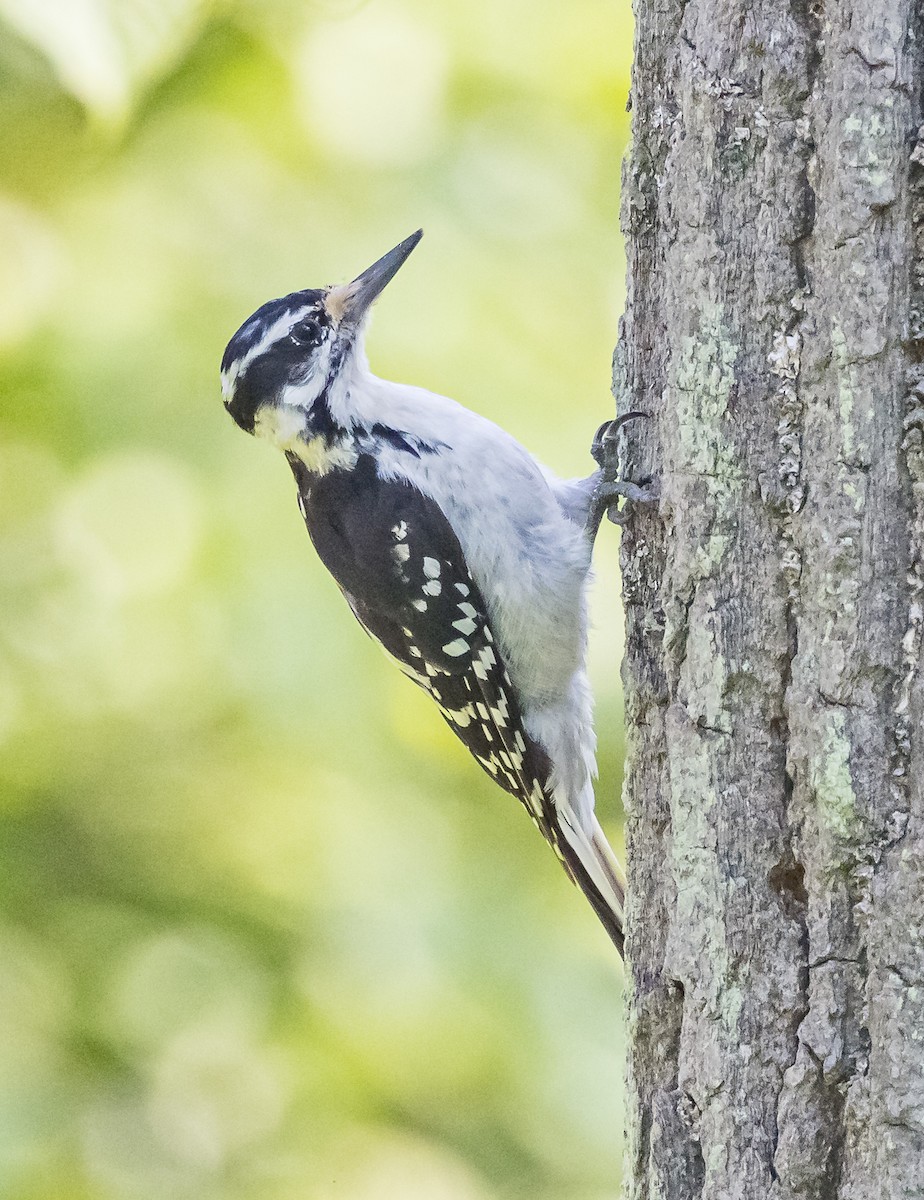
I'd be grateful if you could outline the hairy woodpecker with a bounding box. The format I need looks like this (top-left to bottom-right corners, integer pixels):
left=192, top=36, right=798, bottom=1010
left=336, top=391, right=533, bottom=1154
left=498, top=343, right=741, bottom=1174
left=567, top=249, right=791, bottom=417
left=220, top=231, right=651, bottom=954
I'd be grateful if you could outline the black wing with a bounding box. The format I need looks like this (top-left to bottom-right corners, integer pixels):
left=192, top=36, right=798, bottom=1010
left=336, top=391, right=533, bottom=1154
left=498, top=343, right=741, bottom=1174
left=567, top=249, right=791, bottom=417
left=288, top=454, right=550, bottom=806
left=287, top=452, right=624, bottom=951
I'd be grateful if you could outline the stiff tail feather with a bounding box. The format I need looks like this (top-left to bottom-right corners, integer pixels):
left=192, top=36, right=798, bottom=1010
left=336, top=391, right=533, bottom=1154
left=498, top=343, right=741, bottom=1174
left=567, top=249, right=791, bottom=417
left=457, top=628, right=626, bottom=954
left=552, top=808, right=626, bottom=956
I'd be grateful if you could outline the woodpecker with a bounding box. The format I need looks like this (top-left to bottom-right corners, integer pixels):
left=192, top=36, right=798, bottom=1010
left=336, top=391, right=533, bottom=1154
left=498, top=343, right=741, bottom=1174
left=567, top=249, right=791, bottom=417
left=220, top=231, right=651, bottom=954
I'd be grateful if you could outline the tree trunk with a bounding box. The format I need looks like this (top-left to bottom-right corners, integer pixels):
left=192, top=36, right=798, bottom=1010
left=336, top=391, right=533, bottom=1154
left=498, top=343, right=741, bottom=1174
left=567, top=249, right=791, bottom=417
left=616, top=1, right=924, bottom=1197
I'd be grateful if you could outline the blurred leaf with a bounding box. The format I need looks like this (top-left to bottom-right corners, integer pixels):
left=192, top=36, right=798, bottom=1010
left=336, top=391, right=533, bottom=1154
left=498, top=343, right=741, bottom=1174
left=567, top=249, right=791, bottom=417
left=0, top=0, right=212, bottom=121
left=0, top=195, right=61, bottom=345
left=0, top=1, right=633, bottom=1196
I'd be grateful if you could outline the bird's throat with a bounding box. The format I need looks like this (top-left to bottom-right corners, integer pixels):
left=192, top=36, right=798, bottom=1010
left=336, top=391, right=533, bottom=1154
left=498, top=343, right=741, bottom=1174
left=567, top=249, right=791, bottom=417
left=253, top=404, right=358, bottom=476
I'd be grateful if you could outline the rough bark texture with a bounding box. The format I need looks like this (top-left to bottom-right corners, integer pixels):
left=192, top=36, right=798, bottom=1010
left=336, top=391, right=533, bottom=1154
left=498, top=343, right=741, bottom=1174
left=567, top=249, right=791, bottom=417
left=616, top=1, right=924, bottom=1197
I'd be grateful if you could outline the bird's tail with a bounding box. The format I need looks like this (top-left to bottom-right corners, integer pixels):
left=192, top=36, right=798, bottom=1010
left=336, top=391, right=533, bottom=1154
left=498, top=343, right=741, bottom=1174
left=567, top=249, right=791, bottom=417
left=551, top=807, right=626, bottom=956
left=459, top=647, right=626, bottom=954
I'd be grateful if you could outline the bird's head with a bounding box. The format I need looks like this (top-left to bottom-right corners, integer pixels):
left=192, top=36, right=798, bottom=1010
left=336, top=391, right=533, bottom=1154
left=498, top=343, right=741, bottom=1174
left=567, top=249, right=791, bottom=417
left=220, top=229, right=422, bottom=443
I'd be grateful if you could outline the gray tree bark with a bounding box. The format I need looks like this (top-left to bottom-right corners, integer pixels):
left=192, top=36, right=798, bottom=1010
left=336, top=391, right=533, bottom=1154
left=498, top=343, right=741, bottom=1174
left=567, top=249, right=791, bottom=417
left=615, top=1, right=924, bottom=1197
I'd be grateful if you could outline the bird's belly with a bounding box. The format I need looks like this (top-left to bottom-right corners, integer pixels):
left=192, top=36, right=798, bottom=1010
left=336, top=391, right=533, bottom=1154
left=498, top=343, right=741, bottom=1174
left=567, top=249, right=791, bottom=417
left=380, top=432, right=592, bottom=706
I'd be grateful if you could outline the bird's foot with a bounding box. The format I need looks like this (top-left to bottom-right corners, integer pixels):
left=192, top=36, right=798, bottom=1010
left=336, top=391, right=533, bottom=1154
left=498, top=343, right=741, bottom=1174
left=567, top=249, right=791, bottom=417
left=586, top=413, right=657, bottom=538
left=589, top=476, right=658, bottom=529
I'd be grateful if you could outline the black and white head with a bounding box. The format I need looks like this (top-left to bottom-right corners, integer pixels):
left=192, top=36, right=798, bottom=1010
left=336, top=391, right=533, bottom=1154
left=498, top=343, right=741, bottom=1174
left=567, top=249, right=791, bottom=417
left=220, top=229, right=422, bottom=440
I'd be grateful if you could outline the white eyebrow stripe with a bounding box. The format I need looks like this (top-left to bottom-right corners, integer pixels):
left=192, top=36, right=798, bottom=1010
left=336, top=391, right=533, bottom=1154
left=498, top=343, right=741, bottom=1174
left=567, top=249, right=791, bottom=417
left=223, top=307, right=314, bottom=393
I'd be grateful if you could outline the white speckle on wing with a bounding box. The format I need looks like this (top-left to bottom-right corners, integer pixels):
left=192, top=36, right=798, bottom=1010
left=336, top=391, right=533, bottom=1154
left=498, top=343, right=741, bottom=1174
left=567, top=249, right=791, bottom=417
left=423, top=557, right=441, bottom=579
left=442, top=637, right=469, bottom=657
left=473, top=644, right=496, bottom=680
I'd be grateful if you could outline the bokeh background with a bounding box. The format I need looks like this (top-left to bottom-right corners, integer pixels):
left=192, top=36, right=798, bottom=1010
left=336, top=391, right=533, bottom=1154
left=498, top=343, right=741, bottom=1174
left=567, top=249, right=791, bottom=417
left=0, top=1, right=634, bottom=1197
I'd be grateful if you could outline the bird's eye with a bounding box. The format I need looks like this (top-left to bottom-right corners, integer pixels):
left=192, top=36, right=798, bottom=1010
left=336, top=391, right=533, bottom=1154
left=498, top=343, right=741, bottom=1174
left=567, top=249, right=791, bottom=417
left=289, top=319, right=321, bottom=346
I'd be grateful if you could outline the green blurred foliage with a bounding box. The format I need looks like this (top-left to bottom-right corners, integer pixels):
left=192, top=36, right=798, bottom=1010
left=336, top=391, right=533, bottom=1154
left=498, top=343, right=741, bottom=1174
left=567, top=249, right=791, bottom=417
left=0, top=0, right=633, bottom=1196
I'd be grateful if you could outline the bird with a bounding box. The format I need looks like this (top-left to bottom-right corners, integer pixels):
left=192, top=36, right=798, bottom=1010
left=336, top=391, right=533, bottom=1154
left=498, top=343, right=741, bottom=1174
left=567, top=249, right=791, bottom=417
left=220, top=230, right=651, bottom=954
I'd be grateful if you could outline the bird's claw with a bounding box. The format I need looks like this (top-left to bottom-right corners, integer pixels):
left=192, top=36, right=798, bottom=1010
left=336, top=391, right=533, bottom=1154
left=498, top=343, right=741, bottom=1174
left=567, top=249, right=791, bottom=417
left=586, top=412, right=656, bottom=538
left=590, top=411, right=647, bottom=474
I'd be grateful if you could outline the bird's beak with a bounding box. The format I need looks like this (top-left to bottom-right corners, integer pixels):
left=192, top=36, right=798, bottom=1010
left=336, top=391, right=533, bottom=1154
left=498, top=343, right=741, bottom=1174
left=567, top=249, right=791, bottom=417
left=326, top=229, right=423, bottom=326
